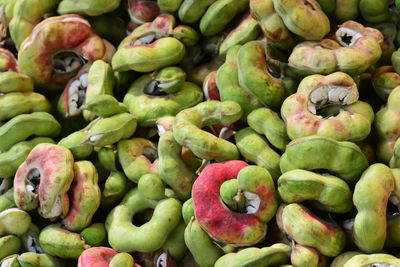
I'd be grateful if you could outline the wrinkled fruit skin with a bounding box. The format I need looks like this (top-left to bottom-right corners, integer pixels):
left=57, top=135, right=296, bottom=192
left=289, top=21, right=384, bottom=76
left=62, top=161, right=101, bottom=232
left=14, top=144, right=74, bottom=220
left=192, top=161, right=277, bottom=246
left=273, top=0, right=330, bottom=41
left=281, top=72, right=374, bottom=142
left=18, top=15, right=111, bottom=90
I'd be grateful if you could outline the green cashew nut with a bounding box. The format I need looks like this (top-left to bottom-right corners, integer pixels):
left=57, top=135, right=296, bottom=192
left=171, top=25, right=200, bottom=47
left=280, top=135, right=369, bottom=184
left=173, top=100, right=242, bottom=161
left=109, top=253, right=135, bottom=267
left=237, top=165, right=278, bottom=223
left=39, top=224, right=89, bottom=259
left=273, top=0, right=330, bottom=41
left=276, top=203, right=346, bottom=257
left=0, top=72, right=33, bottom=93
left=315, top=0, right=335, bottom=14
left=158, top=0, right=183, bottom=12
left=158, top=131, right=197, bottom=200
left=352, top=163, right=397, bottom=253
left=85, top=95, right=128, bottom=119
left=162, top=220, right=187, bottom=261
left=182, top=198, right=194, bottom=224
left=386, top=214, right=400, bottom=248
left=277, top=170, right=353, bottom=213
left=390, top=138, right=400, bottom=168
left=0, top=179, right=12, bottom=196
left=343, top=254, right=400, bottom=267
left=392, top=49, right=400, bottom=74
left=58, top=0, right=121, bottom=16
left=0, top=0, right=18, bottom=28
left=238, top=41, right=294, bottom=109
left=219, top=15, right=261, bottom=58
left=83, top=60, right=115, bottom=121
left=215, top=243, right=291, bottom=267
left=199, top=0, right=248, bottom=36
left=105, top=188, right=182, bottom=252
left=58, top=131, right=94, bottom=159
left=184, top=217, right=224, bottom=267
left=123, top=72, right=203, bottom=127
left=386, top=167, right=400, bottom=246
left=0, top=208, right=31, bottom=236
left=360, top=0, right=391, bottom=23
left=235, top=128, right=281, bottom=180
left=117, top=138, right=158, bottom=183
left=249, top=0, right=292, bottom=48
left=80, top=112, right=137, bottom=148
left=17, top=252, right=66, bottom=267
left=281, top=72, right=374, bottom=142
left=374, top=86, right=400, bottom=163
left=216, top=45, right=263, bottom=120
left=87, top=15, right=126, bottom=46
left=0, top=92, right=51, bottom=122
left=0, top=112, right=61, bottom=151
left=112, top=15, right=186, bottom=72
left=372, top=65, right=400, bottom=101
left=98, top=146, right=117, bottom=171
left=290, top=244, right=322, bottom=267
left=151, top=67, right=187, bottom=94
left=178, top=0, right=216, bottom=23
left=220, top=179, right=246, bottom=211
left=0, top=188, right=16, bottom=213
left=247, top=107, right=289, bottom=151
left=374, top=23, right=397, bottom=66
left=0, top=236, right=21, bottom=260
left=0, top=137, right=55, bottom=179
left=101, top=171, right=131, bottom=208
left=0, top=72, right=49, bottom=122
left=334, top=0, right=359, bottom=22
left=330, top=251, right=362, bottom=267
left=137, top=174, right=165, bottom=200
left=80, top=223, right=107, bottom=247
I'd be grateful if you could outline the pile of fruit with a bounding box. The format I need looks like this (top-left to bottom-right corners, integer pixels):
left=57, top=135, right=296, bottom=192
left=1, top=0, right=400, bottom=266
